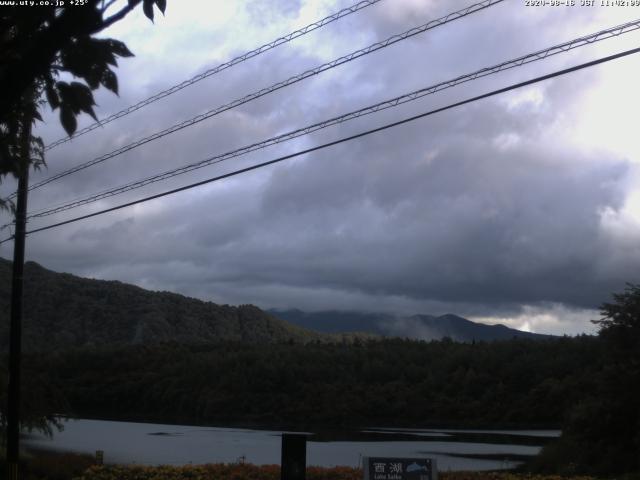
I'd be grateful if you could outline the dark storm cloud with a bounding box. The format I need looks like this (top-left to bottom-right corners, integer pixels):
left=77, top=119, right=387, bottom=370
left=4, top=0, right=640, bottom=334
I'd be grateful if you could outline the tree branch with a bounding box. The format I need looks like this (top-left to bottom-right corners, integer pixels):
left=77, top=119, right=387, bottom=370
left=100, top=0, right=119, bottom=14
left=101, top=0, right=141, bottom=29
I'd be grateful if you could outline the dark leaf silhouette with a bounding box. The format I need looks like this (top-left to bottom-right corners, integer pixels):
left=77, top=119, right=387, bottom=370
left=57, top=81, right=98, bottom=123
left=45, top=83, right=60, bottom=110
left=107, top=39, right=134, bottom=58
left=143, top=0, right=155, bottom=21
left=156, top=0, right=167, bottom=15
left=0, top=0, right=165, bottom=181
left=60, top=106, right=77, bottom=137
left=101, top=70, right=119, bottom=95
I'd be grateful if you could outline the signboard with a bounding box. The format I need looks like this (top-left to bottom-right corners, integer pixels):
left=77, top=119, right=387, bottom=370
left=363, top=457, right=437, bottom=480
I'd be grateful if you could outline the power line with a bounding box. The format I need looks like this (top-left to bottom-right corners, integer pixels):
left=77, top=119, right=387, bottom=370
left=30, top=0, right=503, bottom=193
left=2, top=45, right=636, bottom=244
left=43, top=0, right=386, bottom=152
left=25, top=18, right=640, bottom=220
left=23, top=0, right=504, bottom=196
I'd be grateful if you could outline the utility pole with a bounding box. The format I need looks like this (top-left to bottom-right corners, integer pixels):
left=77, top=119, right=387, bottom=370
left=6, top=106, right=33, bottom=480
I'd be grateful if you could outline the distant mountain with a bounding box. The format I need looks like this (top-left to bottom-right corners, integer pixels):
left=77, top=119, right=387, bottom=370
left=268, top=309, right=552, bottom=342
left=0, top=258, right=323, bottom=352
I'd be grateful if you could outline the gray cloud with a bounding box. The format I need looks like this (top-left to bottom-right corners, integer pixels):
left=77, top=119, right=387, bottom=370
left=3, top=0, right=640, bottom=335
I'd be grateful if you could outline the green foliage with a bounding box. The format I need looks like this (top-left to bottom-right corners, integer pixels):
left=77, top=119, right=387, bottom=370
left=0, top=0, right=167, bottom=202
left=0, top=353, right=69, bottom=438
left=534, top=285, right=640, bottom=476
left=0, top=448, right=95, bottom=480
left=46, top=35, right=134, bottom=135
left=17, top=336, right=602, bottom=429
left=594, top=283, right=640, bottom=355
left=73, top=469, right=601, bottom=480
left=74, top=464, right=359, bottom=480
left=0, top=92, right=45, bottom=191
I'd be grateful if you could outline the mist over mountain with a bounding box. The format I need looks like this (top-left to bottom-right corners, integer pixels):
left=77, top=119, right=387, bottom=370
left=269, top=309, right=553, bottom=342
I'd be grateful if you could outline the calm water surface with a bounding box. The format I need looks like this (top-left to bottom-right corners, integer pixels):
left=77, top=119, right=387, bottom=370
left=25, top=419, right=559, bottom=471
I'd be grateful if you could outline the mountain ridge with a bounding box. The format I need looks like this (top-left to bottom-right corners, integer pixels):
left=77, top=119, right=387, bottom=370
left=0, top=257, right=550, bottom=351
left=268, top=309, right=552, bottom=342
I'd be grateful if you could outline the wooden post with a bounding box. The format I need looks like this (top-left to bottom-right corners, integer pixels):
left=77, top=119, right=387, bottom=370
left=281, top=434, right=306, bottom=480
left=6, top=106, right=32, bottom=480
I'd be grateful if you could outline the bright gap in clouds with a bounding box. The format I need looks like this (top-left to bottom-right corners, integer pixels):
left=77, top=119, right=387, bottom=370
left=570, top=58, right=640, bottom=163
left=471, top=304, right=600, bottom=336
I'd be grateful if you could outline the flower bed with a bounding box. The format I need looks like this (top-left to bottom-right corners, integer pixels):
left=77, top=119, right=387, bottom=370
left=73, top=464, right=598, bottom=480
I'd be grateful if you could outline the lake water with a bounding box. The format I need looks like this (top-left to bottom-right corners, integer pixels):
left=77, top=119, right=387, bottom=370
left=25, top=419, right=559, bottom=471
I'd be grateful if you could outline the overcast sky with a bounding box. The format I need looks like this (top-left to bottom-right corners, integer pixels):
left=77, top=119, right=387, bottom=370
left=3, top=0, right=640, bottom=335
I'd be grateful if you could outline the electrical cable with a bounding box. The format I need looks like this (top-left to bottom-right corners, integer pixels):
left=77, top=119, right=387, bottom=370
left=21, top=0, right=504, bottom=197
left=43, top=0, right=386, bottom=151
left=0, top=45, right=635, bottom=244
left=24, top=18, right=640, bottom=220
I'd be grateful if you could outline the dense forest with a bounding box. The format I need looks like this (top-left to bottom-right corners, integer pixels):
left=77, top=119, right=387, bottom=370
left=5, top=328, right=636, bottom=476
left=11, top=337, right=600, bottom=429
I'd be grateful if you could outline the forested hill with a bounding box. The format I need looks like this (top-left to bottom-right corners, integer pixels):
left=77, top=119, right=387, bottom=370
left=0, top=258, right=322, bottom=351
left=0, top=257, right=552, bottom=351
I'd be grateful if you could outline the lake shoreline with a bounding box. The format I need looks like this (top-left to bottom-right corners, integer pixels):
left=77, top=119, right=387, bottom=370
left=24, top=418, right=556, bottom=471
left=52, top=412, right=562, bottom=435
